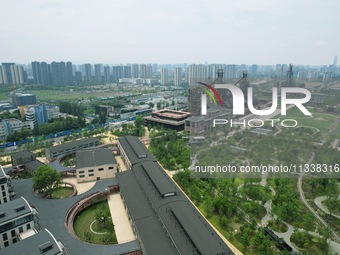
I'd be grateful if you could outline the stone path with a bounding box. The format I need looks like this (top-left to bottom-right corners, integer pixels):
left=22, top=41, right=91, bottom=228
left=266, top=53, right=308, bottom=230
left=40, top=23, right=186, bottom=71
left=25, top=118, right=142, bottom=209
left=314, top=196, right=340, bottom=220
left=62, top=176, right=96, bottom=195
left=107, top=193, right=135, bottom=244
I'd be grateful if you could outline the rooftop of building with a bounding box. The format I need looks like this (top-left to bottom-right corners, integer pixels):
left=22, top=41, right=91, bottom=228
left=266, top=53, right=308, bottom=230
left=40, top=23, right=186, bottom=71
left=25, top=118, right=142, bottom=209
left=152, top=109, right=190, bottom=119
left=118, top=135, right=156, bottom=166
left=116, top=158, right=234, bottom=255
left=11, top=151, right=36, bottom=160
left=3, top=229, right=62, bottom=255
left=0, top=197, right=32, bottom=224
left=0, top=165, right=6, bottom=178
left=25, top=160, right=45, bottom=171
left=46, top=137, right=100, bottom=154
left=76, top=148, right=116, bottom=169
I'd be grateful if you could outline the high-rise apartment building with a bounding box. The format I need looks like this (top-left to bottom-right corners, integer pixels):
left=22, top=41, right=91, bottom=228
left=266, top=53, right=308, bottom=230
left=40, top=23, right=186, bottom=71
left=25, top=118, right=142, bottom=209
left=10, top=65, right=24, bottom=84
left=1, top=63, right=15, bottom=84
left=333, top=55, right=338, bottom=66
left=146, top=64, right=153, bottom=78
left=40, top=62, right=50, bottom=85
left=139, top=64, right=147, bottom=78
left=74, top=71, right=82, bottom=85
left=132, top=64, right=139, bottom=78
left=187, top=64, right=208, bottom=86
left=94, top=64, right=102, bottom=83
left=31, top=61, right=42, bottom=85
left=160, top=68, right=168, bottom=85
left=112, top=66, right=124, bottom=81
left=50, top=62, right=67, bottom=85
left=0, top=66, right=7, bottom=84
left=124, top=66, right=132, bottom=78
left=103, top=66, right=111, bottom=84
left=66, top=61, right=73, bottom=85
left=84, top=64, right=92, bottom=84
left=174, top=67, right=182, bottom=86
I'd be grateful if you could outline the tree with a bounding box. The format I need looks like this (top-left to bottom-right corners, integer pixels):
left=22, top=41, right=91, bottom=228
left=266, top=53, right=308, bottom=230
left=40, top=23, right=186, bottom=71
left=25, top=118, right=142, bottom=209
left=95, top=207, right=111, bottom=226
left=148, top=102, right=154, bottom=108
left=32, top=165, right=62, bottom=198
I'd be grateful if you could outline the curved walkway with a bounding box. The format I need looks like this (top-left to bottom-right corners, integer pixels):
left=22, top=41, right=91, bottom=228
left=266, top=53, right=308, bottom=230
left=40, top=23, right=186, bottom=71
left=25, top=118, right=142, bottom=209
left=314, top=196, right=340, bottom=220
left=62, top=176, right=96, bottom=195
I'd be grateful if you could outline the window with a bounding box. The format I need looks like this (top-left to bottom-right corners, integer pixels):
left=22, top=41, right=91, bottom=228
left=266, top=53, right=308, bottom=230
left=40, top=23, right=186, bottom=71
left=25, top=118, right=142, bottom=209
left=79, top=175, right=85, bottom=178
left=88, top=169, right=94, bottom=173
left=3, top=233, right=8, bottom=241
left=1, top=185, right=5, bottom=191
left=98, top=168, right=104, bottom=171
left=26, top=223, right=31, bottom=230
left=13, top=237, right=17, bottom=243
left=2, top=191, right=6, bottom=197
left=19, top=226, right=23, bottom=233
left=4, top=241, right=9, bottom=247
left=4, top=197, right=7, bottom=203
left=89, top=174, right=94, bottom=177
left=79, top=170, right=85, bottom=174
left=108, top=166, right=114, bottom=170
left=11, top=230, right=16, bottom=237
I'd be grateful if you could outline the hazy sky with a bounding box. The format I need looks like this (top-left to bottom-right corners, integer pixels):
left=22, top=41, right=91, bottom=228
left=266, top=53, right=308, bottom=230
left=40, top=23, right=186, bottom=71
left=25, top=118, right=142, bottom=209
left=0, top=0, right=339, bottom=65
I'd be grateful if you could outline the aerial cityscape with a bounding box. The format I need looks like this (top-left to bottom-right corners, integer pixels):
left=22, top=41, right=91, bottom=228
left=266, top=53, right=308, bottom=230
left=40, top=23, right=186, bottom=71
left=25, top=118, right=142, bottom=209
left=0, top=0, right=339, bottom=255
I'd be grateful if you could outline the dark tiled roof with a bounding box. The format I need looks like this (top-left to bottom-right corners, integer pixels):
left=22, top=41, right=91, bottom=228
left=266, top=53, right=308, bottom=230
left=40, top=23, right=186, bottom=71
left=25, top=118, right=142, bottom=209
left=76, top=148, right=116, bottom=169
left=117, top=171, right=178, bottom=255
left=47, top=137, right=100, bottom=154
left=25, top=160, right=45, bottom=171
left=117, top=159, right=234, bottom=255
left=3, top=229, right=63, bottom=255
left=0, top=197, right=32, bottom=225
left=118, top=136, right=156, bottom=166
left=11, top=151, right=36, bottom=160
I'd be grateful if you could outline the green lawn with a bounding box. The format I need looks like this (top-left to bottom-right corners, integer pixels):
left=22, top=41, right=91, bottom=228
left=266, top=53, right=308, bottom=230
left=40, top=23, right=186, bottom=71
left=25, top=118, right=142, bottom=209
left=284, top=107, right=338, bottom=133
left=73, top=200, right=117, bottom=245
left=51, top=186, right=73, bottom=199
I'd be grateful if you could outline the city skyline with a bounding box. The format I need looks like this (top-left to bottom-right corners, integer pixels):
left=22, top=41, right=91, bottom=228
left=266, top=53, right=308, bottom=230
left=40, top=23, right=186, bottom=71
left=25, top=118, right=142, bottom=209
left=0, top=0, right=339, bottom=65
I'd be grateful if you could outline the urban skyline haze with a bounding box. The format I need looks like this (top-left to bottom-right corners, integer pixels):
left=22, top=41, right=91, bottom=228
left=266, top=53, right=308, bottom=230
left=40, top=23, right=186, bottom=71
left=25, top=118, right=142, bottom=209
left=0, top=0, right=339, bottom=65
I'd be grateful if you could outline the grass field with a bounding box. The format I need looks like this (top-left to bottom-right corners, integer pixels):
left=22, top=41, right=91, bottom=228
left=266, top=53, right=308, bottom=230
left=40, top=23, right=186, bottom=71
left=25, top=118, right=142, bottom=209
left=50, top=187, right=73, bottom=199
left=284, top=107, right=338, bottom=133
left=73, top=200, right=117, bottom=245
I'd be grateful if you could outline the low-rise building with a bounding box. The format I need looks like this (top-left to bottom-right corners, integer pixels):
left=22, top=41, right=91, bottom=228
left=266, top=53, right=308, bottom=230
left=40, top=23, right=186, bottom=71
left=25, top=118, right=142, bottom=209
left=46, top=105, right=60, bottom=120
left=118, top=135, right=156, bottom=169
left=11, top=151, right=36, bottom=166
left=76, top=148, right=117, bottom=183
left=0, top=197, right=37, bottom=249
left=144, top=109, right=190, bottom=131
left=0, top=166, right=12, bottom=205
left=45, top=137, right=100, bottom=160
left=2, top=228, right=67, bottom=255
left=0, top=119, right=34, bottom=141
left=11, top=151, right=44, bottom=173
left=116, top=135, right=235, bottom=255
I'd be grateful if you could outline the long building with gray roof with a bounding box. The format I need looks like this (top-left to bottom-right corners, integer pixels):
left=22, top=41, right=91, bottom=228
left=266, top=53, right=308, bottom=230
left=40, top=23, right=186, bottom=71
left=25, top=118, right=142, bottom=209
left=117, top=135, right=234, bottom=255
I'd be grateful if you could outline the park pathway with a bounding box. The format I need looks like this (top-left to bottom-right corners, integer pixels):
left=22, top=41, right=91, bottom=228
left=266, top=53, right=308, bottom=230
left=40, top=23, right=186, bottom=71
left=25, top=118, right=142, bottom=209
left=107, top=193, right=135, bottom=244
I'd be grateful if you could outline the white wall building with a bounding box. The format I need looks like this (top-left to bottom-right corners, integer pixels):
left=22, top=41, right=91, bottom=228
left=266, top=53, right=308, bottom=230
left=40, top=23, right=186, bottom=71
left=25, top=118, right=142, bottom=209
left=0, top=166, right=11, bottom=205
left=76, top=148, right=117, bottom=183
left=0, top=197, right=37, bottom=249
